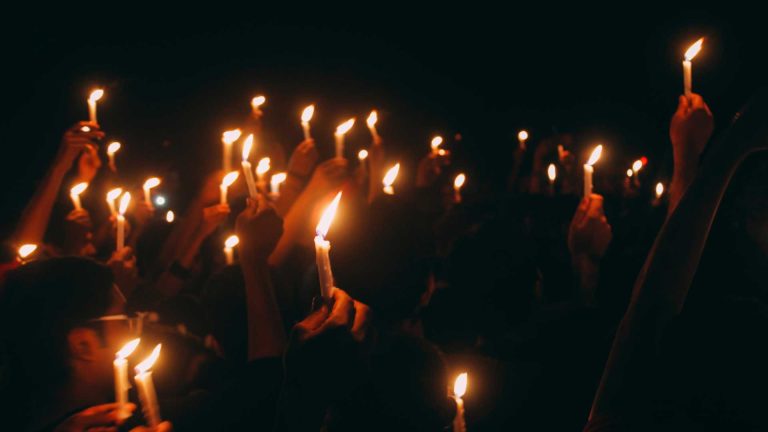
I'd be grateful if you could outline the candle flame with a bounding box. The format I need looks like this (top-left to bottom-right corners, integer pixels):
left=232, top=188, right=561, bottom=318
left=80, top=126, right=91, bottom=132
left=135, top=344, right=161, bottom=375
left=430, top=136, right=443, bottom=151
left=316, top=191, right=342, bottom=238
left=336, top=118, right=355, bottom=135
left=118, top=192, right=131, bottom=215
left=684, top=38, right=704, bottom=61
left=626, top=169, right=634, bottom=178
left=518, top=130, right=529, bottom=141
left=454, top=372, right=468, bottom=398
left=143, top=177, right=161, bottom=190
left=256, top=158, right=271, bottom=176
left=18, top=244, right=37, bottom=259
left=107, top=188, right=123, bottom=202
left=656, top=182, right=665, bottom=198
left=70, top=182, right=88, bottom=196
left=116, top=338, right=141, bottom=360
left=166, top=210, right=175, bottom=223
left=222, top=129, right=242, bottom=145
left=632, top=159, right=643, bottom=173
left=358, top=149, right=369, bottom=160
left=225, top=235, right=239, bottom=249
left=242, top=134, right=254, bottom=160
left=382, top=163, right=400, bottom=188
left=454, top=173, right=466, bottom=189
left=107, top=142, right=121, bottom=156
left=88, top=89, right=104, bottom=103
left=547, top=164, right=557, bottom=182
left=437, top=149, right=447, bottom=156
left=271, top=172, right=287, bottom=185
left=366, top=110, right=378, bottom=128
left=221, top=171, right=240, bottom=187
left=251, top=95, right=266, bottom=109
left=586, top=145, right=603, bottom=166
left=301, top=105, right=315, bottom=123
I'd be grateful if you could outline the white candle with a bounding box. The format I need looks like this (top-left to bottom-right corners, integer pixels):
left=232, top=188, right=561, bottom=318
left=366, top=110, right=379, bottom=140
left=224, top=235, right=239, bottom=265
left=70, top=182, right=88, bottom=211
left=107, top=142, right=121, bottom=172
left=453, top=173, right=466, bottom=203
left=382, top=163, right=400, bottom=195
left=220, top=171, right=240, bottom=205
left=335, top=118, right=355, bottom=159
left=87, top=89, right=104, bottom=125
left=114, top=339, right=140, bottom=420
left=314, top=192, right=342, bottom=300
left=222, top=129, right=242, bottom=174
left=547, top=163, right=557, bottom=186
left=251, top=95, right=266, bottom=118
left=453, top=373, right=468, bottom=432
left=117, top=192, right=131, bottom=251
left=143, top=177, right=161, bottom=211
left=270, top=172, right=287, bottom=197
left=106, top=188, right=123, bottom=217
left=165, top=210, right=175, bottom=223
left=256, top=158, right=271, bottom=195
left=583, top=145, right=603, bottom=198
left=358, top=150, right=369, bottom=178
left=134, top=344, right=162, bottom=427
left=241, top=134, right=258, bottom=198
left=683, top=38, right=703, bottom=101
left=517, top=130, right=529, bottom=151
left=430, top=136, right=443, bottom=156
left=301, top=105, right=315, bottom=140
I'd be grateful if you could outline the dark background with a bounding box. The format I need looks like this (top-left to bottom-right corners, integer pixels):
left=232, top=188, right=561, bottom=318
left=0, top=6, right=763, bottom=233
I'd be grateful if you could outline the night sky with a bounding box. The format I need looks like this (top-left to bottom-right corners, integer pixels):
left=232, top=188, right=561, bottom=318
left=1, top=7, right=763, bottom=232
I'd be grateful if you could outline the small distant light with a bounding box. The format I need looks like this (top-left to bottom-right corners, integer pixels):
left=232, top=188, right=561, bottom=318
left=155, top=196, right=166, bottom=206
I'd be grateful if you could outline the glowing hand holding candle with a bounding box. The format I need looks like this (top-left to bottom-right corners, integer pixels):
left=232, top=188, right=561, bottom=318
left=301, top=105, right=315, bottom=140
left=453, top=173, right=466, bottom=203
left=518, top=130, right=529, bottom=151
left=453, top=372, right=468, bottom=432
left=251, top=95, right=266, bottom=118
left=17, top=244, right=37, bottom=263
left=70, top=182, right=88, bottom=211
left=142, top=177, right=161, bottom=211
left=134, top=344, right=162, bottom=427
left=114, top=338, right=140, bottom=419
left=366, top=110, right=379, bottom=140
left=270, top=172, right=287, bottom=198
left=220, top=171, right=240, bottom=205
left=107, top=142, right=121, bottom=172
left=583, top=145, right=603, bottom=198
left=224, top=235, right=239, bottom=265
left=106, top=188, right=123, bottom=217
left=430, top=136, right=443, bottom=156
left=241, top=134, right=258, bottom=198
left=335, top=118, right=355, bottom=159
left=314, top=192, right=342, bottom=300
left=222, top=129, right=242, bottom=174
left=117, top=192, right=131, bottom=251
left=683, top=38, right=704, bottom=101
left=87, top=89, right=104, bottom=125
left=382, top=163, right=400, bottom=195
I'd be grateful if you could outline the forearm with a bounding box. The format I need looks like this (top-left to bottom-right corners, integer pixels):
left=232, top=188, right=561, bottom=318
left=13, top=163, right=69, bottom=245
left=668, top=156, right=697, bottom=216
left=242, top=257, right=285, bottom=359
left=572, top=255, right=600, bottom=306
left=274, top=176, right=304, bottom=217
left=269, top=190, right=316, bottom=266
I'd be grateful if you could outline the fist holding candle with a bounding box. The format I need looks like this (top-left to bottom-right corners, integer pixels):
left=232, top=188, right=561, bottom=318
left=236, top=203, right=284, bottom=260
left=366, top=110, right=379, bottom=141
left=382, top=163, right=400, bottom=195
left=315, top=191, right=342, bottom=300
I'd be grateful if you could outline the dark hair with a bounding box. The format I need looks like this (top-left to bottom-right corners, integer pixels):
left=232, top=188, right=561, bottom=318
left=0, top=257, right=114, bottom=415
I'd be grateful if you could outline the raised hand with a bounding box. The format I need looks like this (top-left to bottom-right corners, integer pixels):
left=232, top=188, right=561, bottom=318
left=76, top=142, right=102, bottom=183
left=199, top=204, right=231, bottom=237
left=568, top=194, right=612, bottom=262
left=108, top=246, right=139, bottom=298
left=55, top=122, right=104, bottom=171
left=305, top=158, right=349, bottom=199
left=670, top=93, right=714, bottom=169
left=288, top=139, right=319, bottom=181
left=236, top=202, right=284, bottom=260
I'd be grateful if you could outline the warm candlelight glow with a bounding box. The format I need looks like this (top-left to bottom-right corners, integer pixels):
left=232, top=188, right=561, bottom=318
left=316, top=191, right=342, bottom=237
left=656, top=182, right=665, bottom=198
left=70, top=182, right=88, bottom=197
left=366, top=110, right=378, bottom=128
left=431, top=136, right=444, bottom=151
left=221, top=171, right=240, bottom=188
left=117, top=338, right=141, bottom=360
left=80, top=126, right=91, bottom=132
left=358, top=149, right=369, bottom=160
left=547, top=164, right=557, bottom=182
left=119, top=192, right=131, bottom=215
left=301, top=105, right=315, bottom=123
left=518, top=130, right=529, bottom=141
left=586, top=145, right=603, bottom=166
left=256, top=158, right=271, bottom=176
left=135, top=344, right=161, bottom=375
left=684, top=38, right=704, bottom=61
left=242, top=134, right=254, bottom=160
left=107, top=142, right=121, bottom=156
left=251, top=95, right=266, bottom=110
left=632, top=159, right=644, bottom=173
left=107, top=188, right=123, bottom=203
left=222, top=129, right=242, bottom=145
left=382, top=163, right=400, bottom=194
left=225, top=235, right=239, bottom=249
left=271, top=172, right=287, bottom=186
left=88, top=89, right=104, bottom=103
left=626, top=169, right=634, bottom=178
left=18, top=244, right=37, bottom=259
left=336, top=118, right=356, bottom=135
left=454, top=173, right=466, bottom=189
left=454, top=372, right=468, bottom=398
left=166, top=211, right=175, bottom=223
left=143, top=177, right=161, bottom=190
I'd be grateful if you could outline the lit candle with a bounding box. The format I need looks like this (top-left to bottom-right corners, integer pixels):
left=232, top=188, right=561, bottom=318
left=143, top=177, right=161, bottom=211
left=366, top=110, right=379, bottom=140
left=134, top=344, right=162, bottom=427
left=358, top=149, right=369, bottom=178
left=517, top=130, right=529, bottom=151
left=547, top=163, right=557, bottom=185
left=655, top=182, right=665, bottom=199
left=106, top=188, right=123, bottom=217
left=107, top=142, right=121, bottom=172
left=382, top=163, right=400, bottom=195
left=223, top=235, right=239, bottom=265
left=314, top=192, right=342, bottom=300
left=17, top=244, right=37, bottom=263
left=220, top=171, right=240, bottom=205
left=453, top=373, right=468, bottom=432
left=631, top=159, right=643, bottom=175
left=117, top=192, right=131, bottom=251
left=683, top=38, right=703, bottom=101
left=430, top=136, right=443, bottom=156
left=301, top=105, right=315, bottom=140
left=270, top=172, right=287, bottom=197
left=70, top=182, right=88, bottom=211
left=583, top=145, right=603, bottom=198
left=335, top=118, right=356, bottom=159
left=222, top=129, right=242, bottom=174
left=165, top=210, right=175, bottom=223
left=87, top=89, right=104, bottom=125
left=256, top=158, right=271, bottom=195
left=114, top=338, right=140, bottom=420
left=453, top=173, right=466, bottom=203
left=241, top=134, right=258, bottom=198
left=251, top=95, right=266, bottom=117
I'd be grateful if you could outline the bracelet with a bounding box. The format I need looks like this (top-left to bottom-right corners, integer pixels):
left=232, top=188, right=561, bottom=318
left=168, top=260, right=193, bottom=280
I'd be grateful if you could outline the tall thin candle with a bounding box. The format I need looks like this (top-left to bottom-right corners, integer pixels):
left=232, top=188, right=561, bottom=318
left=314, top=192, right=342, bottom=300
